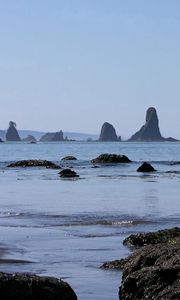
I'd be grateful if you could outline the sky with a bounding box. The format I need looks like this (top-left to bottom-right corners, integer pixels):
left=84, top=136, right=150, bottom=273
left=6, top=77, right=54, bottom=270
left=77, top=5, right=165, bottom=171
left=0, top=0, right=180, bottom=139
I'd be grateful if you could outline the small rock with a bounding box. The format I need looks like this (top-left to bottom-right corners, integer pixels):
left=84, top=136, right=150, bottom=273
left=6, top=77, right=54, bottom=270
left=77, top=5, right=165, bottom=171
left=100, top=258, right=128, bottom=270
left=7, top=160, right=61, bottom=169
left=61, top=156, right=77, bottom=161
left=91, top=153, right=131, bottom=164
left=59, top=169, right=79, bottom=178
left=137, top=162, right=156, bottom=172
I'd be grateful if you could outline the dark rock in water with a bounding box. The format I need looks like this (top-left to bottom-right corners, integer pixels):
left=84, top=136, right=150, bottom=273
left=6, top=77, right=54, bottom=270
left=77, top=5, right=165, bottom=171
left=100, top=258, right=128, bottom=270
left=120, top=239, right=180, bottom=300
left=61, top=156, right=77, bottom=161
left=22, top=135, right=37, bottom=143
left=59, top=168, right=79, bottom=178
left=0, top=272, right=77, bottom=300
left=123, top=227, right=180, bottom=248
left=40, top=130, right=64, bottom=142
left=91, top=153, right=131, bottom=164
left=137, top=162, right=156, bottom=172
left=99, top=122, right=118, bottom=141
left=6, top=121, right=21, bottom=141
left=0, top=138, right=4, bottom=142
left=91, top=165, right=100, bottom=168
left=129, top=107, right=164, bottom=141
left=7, top=160, right=61, bottom=169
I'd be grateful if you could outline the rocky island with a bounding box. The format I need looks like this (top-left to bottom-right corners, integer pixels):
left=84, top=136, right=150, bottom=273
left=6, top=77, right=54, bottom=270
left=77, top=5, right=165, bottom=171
left=129, top=107, right=177, bottom=142
left=99, top=122, right=121, bottom=141
left=6, top=121, right=21, bottom=142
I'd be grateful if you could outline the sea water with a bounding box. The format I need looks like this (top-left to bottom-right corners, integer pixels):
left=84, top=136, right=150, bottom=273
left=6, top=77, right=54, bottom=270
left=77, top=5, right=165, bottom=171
left=0, top=141, right=180, bottom=299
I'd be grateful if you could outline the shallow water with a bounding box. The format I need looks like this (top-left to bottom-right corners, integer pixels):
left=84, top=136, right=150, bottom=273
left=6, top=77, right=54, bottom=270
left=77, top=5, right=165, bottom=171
left=0, top=141, right=180, bottom=299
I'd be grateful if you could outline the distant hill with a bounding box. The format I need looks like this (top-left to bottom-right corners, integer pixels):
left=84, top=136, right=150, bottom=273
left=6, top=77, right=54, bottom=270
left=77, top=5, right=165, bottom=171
left=0, top=129, right=98, bottom=141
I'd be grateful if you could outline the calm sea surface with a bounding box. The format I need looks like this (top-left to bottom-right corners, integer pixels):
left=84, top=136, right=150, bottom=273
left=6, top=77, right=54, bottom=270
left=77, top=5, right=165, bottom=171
left=0, top=141, right=180, bottom=299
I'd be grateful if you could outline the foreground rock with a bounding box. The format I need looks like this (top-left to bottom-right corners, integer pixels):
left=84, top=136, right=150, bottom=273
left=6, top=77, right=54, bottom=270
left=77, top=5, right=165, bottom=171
left=120, top=240, right=180, bottom=299
left=91, top=153, right=131, bottom=164
left=123, top=226, right=180, bottom=248
left=61, top=156, right=77, bottom=161
left=0, top=272, right=77, bottom=300
left=7, top=160, right=61, bottom=169
left=129, top=107, right=177, bottom=142
left=99, top=122, right=120, bottom=141
left=59, top=169, right=79, bottom=178
left=6, top=121, right=21, bottom=142
left=137, top=162, right=156, bottom=172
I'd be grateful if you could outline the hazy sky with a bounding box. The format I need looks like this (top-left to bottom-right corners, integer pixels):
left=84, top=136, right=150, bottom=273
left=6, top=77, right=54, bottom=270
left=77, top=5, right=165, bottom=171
left=0, top=0, right=180, bottom=139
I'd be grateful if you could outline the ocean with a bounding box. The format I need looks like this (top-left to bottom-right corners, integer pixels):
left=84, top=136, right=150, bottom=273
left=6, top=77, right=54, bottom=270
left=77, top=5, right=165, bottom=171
left=0, top=141, right=180, bottom=299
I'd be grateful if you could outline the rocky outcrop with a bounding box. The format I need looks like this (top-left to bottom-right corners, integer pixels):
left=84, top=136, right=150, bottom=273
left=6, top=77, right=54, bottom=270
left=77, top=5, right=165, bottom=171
left=7, top=160, right=61, bottom=169
left=59, top=169, right=79, bottom=178
left=40, top=131, right=64, bottom=142
left=137, top=162, right=156, bottom=172
left=6, top=121, right=21, bottom=141
left=61, top=156, right=77, bottom=161
left=0, top=272, right=77, bottom=300
left=99, top=122, right=119, bottom=141
left=91, top=153, right=131, bottom=164
left=0, top=138, right=3, bottom=142
left=129, top=107, right=164, bottom=141
left=22, top=135, right=37, bottom=143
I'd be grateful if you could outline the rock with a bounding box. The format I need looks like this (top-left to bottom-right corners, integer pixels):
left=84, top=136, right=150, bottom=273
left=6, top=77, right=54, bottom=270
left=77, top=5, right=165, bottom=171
left=6, top=121, right=21, bottom=142
left=137, top=162, right=156, bottom=172
left=129, top=107, right=164, bottom=141
left=59, top=169, right=79, bottom=178
left=0, top=272, right=77, bottom=300
left=119, top=240, right=180, bottom=300
left=7, top=160, right=61, bottom=169
left=0, top=138, right=4, bottom=142
left=99, top=122, right=118, bottom=141
left=22, top=135, right=37, bottom=143
left=91, top=153, right=131, bottom=164
left=100, top=258, right=128, bottom=270
left=61, top=156, right=77, bottom=161
left=40, top=131, right=64, bottom=142
left=123, top=227, right=180, bottom=248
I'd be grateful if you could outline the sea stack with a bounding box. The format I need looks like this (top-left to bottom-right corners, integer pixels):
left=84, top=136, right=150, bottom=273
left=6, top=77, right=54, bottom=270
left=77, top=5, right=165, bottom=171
left=99, top=122, right=119, bottom=141
left=40, top=130, right=65, bottom=142
left=129, top=107, right=164, bottom=141
left=6, top=121, right=21, bottom=141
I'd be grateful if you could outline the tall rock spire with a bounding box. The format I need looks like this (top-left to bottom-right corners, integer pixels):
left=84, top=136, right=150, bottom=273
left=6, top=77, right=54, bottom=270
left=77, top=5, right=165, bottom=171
left=99, top=122, right=119, bottom=141
left=6, top=121, right=21, bottom=141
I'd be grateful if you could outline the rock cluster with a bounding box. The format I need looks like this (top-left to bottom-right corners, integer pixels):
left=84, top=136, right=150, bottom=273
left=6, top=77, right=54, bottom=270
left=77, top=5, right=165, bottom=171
left=7, top=160, right=61, bottom=169
left=91, top=153, right=131, bottom=164
left=6, top=121, right=21, bottom=142
left=0, top=272, right=77, bottom=300
left=99, top=122, right=119, bottom=141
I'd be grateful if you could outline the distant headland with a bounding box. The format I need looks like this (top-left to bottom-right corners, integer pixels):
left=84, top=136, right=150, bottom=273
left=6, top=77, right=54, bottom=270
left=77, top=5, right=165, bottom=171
left=0, top=107, right=178, bottom=142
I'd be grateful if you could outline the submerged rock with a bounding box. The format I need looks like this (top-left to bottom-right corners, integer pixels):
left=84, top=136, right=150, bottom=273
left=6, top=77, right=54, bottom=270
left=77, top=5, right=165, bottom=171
left=99, top=122, right=118, bottom=141
left=0, top=272, right=77, bottom=300
left=129, top=107, right=164, bottom=141
left=61, top=156, right=77, bottom=161
left=137, top=162, right=156, bottom=172
left=91, top=153, right=131, bottom=164
left=59, top=168, right=79, bottom=178
left=6, top=121, right=21, bottom=142
left=7, top=160, right=61, bottom=169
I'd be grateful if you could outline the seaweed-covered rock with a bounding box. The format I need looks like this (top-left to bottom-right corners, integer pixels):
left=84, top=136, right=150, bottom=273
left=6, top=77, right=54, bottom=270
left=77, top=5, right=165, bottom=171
left=120, top=241, right=180, bottom=300
left=61, top=156, right=77, bottom=161
left=91, top=153, right=131, bottom=164
left=123, top=227, right=180, bottom=248
left=59, top=169, right=79, bottom=178
left=100, top=258, right=128, bottom=270
left=7, top=160, right=61, bottom=169
left=137, top=162, right=156, bottom=172
left=0, top=272, right=77, bottom=300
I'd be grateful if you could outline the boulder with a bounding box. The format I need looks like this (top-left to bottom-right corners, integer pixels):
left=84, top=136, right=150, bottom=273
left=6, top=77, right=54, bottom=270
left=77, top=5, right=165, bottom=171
left=0, top=138, right=4, bottom=142
left=7, top=160, right=61, bottom=169
left=6, top=121, right=21, bottom=142
left=0, top=272, right=77, bottom=300
left=91, top=153, right=131, bottom=164
left=59, top=169, right=79, bottom=178
left=99, top=122, right=118, bottom=141
left=137, top=162, right=156, bottom=172
left=61, top=156, right=77, bottom=161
